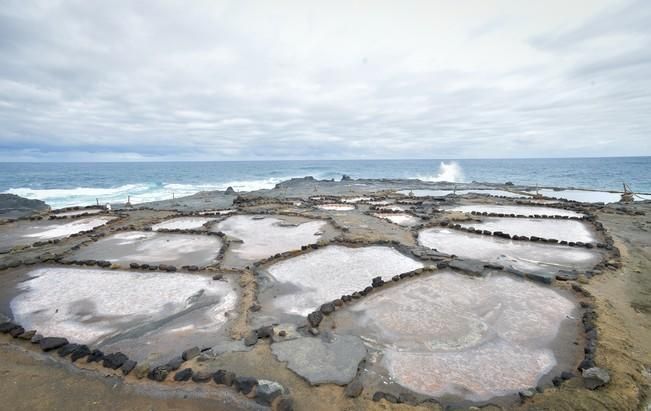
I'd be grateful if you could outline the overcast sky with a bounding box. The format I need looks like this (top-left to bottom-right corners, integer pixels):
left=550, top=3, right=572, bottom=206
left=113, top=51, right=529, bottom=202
left=0, top=0, right=649, bottom=161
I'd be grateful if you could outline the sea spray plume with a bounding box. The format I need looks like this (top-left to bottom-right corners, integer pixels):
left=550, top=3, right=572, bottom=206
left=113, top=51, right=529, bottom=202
left=419, top=162, right=465, bottom=183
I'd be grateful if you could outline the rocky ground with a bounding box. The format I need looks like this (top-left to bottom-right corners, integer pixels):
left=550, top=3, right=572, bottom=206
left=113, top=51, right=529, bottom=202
left=0, top=177, right=649, bottom=410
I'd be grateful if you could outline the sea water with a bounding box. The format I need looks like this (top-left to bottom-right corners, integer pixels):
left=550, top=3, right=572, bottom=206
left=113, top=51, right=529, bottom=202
left=1, top=157, right=649, bottom=208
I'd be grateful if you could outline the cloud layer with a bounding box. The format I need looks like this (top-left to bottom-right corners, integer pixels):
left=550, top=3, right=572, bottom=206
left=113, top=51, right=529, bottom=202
left=0, top=0, right=649, bottom=161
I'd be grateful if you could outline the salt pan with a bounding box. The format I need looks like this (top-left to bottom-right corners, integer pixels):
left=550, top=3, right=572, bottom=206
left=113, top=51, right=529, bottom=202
left=264, top=245, right=423, bottom=317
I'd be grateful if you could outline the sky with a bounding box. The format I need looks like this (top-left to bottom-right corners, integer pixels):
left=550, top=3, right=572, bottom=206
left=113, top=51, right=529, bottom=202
left=0, top=0, right=649, bottom=162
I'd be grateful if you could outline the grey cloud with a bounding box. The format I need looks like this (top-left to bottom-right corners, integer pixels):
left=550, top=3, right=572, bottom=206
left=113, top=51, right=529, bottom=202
left=0, top=0, right=649, bottom=161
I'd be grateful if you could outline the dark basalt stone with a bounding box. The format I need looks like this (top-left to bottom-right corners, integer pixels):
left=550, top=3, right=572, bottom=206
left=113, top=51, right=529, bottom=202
left=39, top=337, right=69, bottom=352
left=0, top=322, right=20, bottom=334
left=256, top=325, right=274, bottom=339
left=372, top=392, right=385, bottom=401
left=148, top=366, right=169, bottom=382
left=57, top=343, right=80, bottom=357
left=344, top=378, right=364, bottom=398
left=383, top=393, right=398, bottom=403
left=182, top=346, right=200, bottom=361
left=161, top=357, right=182, bottom=372
left=17, top=330, right=36, bottom=340
left=560, top=371, right=575, bottom=380
left=244, top=331, right=259, bottom=346
left=86, top=349, right=104, bottom=363
left=9, top=326, right=25, bottom=337
left=69, top=345, right=91, bottom=362
left=121, top=359, right=137, bottom=376
left=174, top=368, right=193, bottom=381
left=213, top=369, right=236, bottom=386
left=192, top=371, right=212, bottom=383
left=233, top=376, right=258, bottom=394
left=307, top=311, right=323, bottom=327
left=103, top=352, right=128, bottom=369
left=578, top=358, right=595, bottom=371
left=319, top=302, right=335, bottom=315
left=255, top=380, right=285, bottom=405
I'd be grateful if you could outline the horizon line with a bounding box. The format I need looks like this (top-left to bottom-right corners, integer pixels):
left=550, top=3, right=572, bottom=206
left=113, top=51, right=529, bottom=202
left=1, top=155, right=650, bottom=164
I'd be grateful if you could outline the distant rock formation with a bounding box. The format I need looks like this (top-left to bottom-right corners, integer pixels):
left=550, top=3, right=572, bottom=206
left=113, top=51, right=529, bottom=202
left=0, top=193, right=49, bottom=220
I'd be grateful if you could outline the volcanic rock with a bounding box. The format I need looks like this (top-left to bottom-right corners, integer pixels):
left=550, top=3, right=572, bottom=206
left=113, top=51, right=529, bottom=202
left=174, top=368, right=193, bottom=382
left=39, top=337, right=69, bottom=352
left=583, top=367, right=610, bottom=389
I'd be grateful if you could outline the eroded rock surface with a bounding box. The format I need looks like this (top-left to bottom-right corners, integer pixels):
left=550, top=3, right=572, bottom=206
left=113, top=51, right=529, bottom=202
left=271, top=335, right=367, bottom=385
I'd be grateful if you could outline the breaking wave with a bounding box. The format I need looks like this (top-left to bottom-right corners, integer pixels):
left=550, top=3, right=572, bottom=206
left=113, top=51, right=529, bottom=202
left=418, top=161, right=465, bottom=183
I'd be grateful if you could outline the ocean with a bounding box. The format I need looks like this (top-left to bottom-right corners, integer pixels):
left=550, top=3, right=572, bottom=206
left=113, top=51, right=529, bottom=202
left=1, top=157, right=649, bottom=209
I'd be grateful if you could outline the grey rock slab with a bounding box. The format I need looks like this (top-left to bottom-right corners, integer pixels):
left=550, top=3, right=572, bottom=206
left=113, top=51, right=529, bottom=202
left=583, top=367, right=611, bottom=389
left=271, top=324, right=300, bottom=343
left=271, top=335, right=367, bottom=385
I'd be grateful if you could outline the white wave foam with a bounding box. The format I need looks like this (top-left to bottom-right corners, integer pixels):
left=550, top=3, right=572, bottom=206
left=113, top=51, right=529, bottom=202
left=6, top=184, right=149, bottom=199
left=418, top=161, right=465, bottom=183
left=3, top=177, right=296, bottom=209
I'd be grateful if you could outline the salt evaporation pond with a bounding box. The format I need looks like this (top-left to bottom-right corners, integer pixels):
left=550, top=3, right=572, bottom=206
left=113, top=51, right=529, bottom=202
left=198, top=209, right=236, bottom=216
left=7, top=267, right=237, bottom=362
left=259, top=245, right=423, bottom=319
left=316, top=203, right=355, bottom=211
left=53, top=208, right=104, bottom=217
left=460, top=217, right=596, bottom=243
left=151, top=216, right=216, bottom=231
left=71, top=231, right=222, bottom=267
left=397, top=189, right=528, bottom=198
left=215, top=215, right=328, bottom=267
left=379, top=205, right=406, bottom=212
left=418, top=228, right=600, bottom=276
left=531, top=189, right=651, bottom=203
left=342, top=196, right=372, bottom=203
left=443, top=204, right=584, bottom=218
left=334, top=271, right=579, bottom=402
left=373, top=213, right=420, bottom=226
left=0, top=216, right=114, bottom=252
